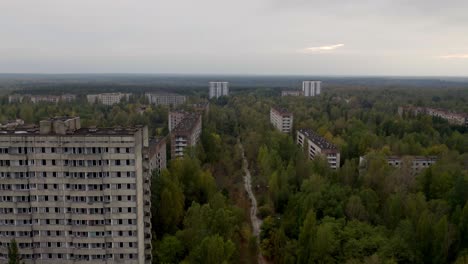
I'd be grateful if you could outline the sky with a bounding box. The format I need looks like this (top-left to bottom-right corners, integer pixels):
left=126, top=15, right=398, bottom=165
left=1, top=0, right=468, bottom=76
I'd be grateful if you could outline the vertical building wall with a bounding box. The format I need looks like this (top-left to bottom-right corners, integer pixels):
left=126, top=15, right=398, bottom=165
left=302, top=81, right=322, bottom=96
left=209, top=82, right=229, bottom=99
left=0, top=127, right=151, bottom=263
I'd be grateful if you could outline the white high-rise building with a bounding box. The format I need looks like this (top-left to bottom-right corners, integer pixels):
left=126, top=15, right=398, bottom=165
left=209, top=82, right=229, bottom=99
left=302, top=81, right=322, bottom=97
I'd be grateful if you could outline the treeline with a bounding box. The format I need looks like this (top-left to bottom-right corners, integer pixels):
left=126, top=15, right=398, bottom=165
left=232, top=87, right=468, bottom=263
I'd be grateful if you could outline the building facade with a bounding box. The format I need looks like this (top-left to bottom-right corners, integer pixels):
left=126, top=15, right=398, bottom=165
left=145, top=93, right=186, bottom=107
left=359, top=155, right=437, bottom=174
left=302, top=81, right=322, bottom=97
left=270, top=107, right=293, bottom=133
left=281, top=90, right=302, bottom=97
left=0, top=117, right=152, bottom=263
left=148, top=137, right=167, bottom=175
left=170, top=114, right=202, bottom=158
left=209, top=82, right=229, bottom=99
left=9, top=95, right=76, bottom=104
left=297, top=129, right=340, bottom=169
left=399, top=105, right=467, bottom=126
left=87, top=93, right=131, bottom=106
left=168, top=111, right=190, bottom=132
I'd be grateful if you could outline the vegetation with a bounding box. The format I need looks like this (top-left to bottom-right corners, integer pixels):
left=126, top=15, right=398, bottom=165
left=1, top=83, right=467, bottom=263
left=8, top=239, right=23, bottom=264
left=233, top=87, right=467, bottom=264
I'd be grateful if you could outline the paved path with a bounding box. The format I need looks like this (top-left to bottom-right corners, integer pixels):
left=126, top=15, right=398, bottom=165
left=240, top=142, right=267, bottom=264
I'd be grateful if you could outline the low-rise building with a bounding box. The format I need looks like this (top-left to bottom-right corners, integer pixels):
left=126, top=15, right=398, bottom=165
left=170, top=113, right=202, bottom=158
left=281, top=90, right=302, bottom=97
left=148, top=137, right=167, bottom=174
left=209, top=82, right=229, bottom=99
left=297, top=128, right=340, bottom=169
left=87, top=93, right=131, bottom=106
left=8, top=94, right=25, bottom=103
left=145, top=93, right=186, bottom=107
left=270, top=107, right=293, bottom=133
left=9, top=94, right=77, bottom=104
left=359, top=155, right=437, bottom=174
left=399, top=105, right=467, bottom=126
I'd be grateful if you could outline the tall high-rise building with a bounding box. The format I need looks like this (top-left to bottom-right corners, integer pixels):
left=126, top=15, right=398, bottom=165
left=270, top=107, right=294, bottom=133
left=0, top=117, right=153, bottom=263
left=209, top=82, right=229, bottom=99
left=302, top=81, right=322, bottom=97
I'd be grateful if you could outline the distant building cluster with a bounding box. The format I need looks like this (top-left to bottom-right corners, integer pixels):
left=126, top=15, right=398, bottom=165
left=87, top=92, right=131, bottom=106
left=8, top=94, right=76, bottom=104
left=145, top=93, right=186, bottom=107
left=297, top=128, right=340, bottom=169
left=270, top=106, right=293, bottom=133
left=359, top=155, right=438, bottom=174
left=399, top=105, right=467, bottom=126
left=281, top=81, right=322, bottom=97
left=209, top=81, right=229, bottom=99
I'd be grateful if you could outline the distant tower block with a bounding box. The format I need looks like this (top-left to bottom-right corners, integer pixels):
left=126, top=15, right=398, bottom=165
left=209, top=81, right=229, bottom=99
left=302, top=81, right=322, bottom=96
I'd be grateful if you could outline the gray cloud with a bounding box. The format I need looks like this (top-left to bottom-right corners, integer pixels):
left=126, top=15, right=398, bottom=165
left=0, top=0, right=467, bottom=75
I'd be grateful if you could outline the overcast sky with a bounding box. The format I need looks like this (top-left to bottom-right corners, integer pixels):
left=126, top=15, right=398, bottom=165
left=1, top=0, right=468, bottom=76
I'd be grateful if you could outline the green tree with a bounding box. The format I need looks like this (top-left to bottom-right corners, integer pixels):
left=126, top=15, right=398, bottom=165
left=189, top=235, right=235, bottom=264
left=157, top=235, right=184, bottom=264
left=8, top=239, right=23, bottom=264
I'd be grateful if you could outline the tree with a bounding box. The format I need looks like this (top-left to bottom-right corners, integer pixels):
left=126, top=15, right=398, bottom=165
left=8, top=239, right=23, bottom=264
left=297, top=210, right=317, bottom=264
left=189, top=235, right=235, bottom=264
left=157, top=235, right=185, bottom=263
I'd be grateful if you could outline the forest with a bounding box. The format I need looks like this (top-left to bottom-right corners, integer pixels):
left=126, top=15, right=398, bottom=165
left=0, top=84, right=467, bottom=263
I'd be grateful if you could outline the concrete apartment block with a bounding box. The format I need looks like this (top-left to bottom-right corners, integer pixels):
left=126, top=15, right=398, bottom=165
left=270, top=107, right=294, bottom=133
left=0, top=117, right=153, bottom=263
left=297, top=128, right=340, bottom=169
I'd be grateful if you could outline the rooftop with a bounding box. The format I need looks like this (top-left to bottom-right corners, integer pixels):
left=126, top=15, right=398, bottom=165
left=271, top=106, right=293, bottom=116
left=146, top=92, right=185, bottom=96
left=172, top=113, right=201, bottom=133
left=298, top=128, right=337, bottom=150
left=0, top=127, right=143, bottom=136
left=387, top=156, right=438, bottom=161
